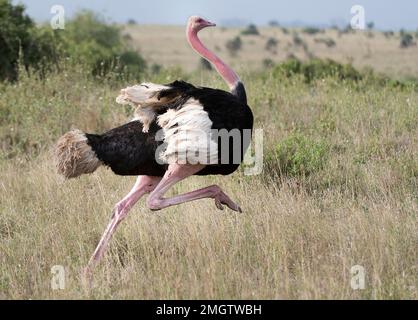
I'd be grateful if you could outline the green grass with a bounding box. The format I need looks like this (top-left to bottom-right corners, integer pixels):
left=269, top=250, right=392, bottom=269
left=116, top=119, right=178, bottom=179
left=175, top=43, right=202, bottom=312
left=267, top=131, right=330, bottom=177
left=0, top=63, right=417, bottom=299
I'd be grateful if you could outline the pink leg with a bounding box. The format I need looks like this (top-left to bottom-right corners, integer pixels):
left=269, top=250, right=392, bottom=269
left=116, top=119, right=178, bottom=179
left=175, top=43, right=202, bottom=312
left=147, top=164, right=242, bottom=212
left=85, top=175, right=161, bottom=272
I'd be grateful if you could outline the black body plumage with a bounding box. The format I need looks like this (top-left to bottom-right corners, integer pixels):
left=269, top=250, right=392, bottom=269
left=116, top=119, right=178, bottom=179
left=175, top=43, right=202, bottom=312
left=86, top=80, right=253, bottom=177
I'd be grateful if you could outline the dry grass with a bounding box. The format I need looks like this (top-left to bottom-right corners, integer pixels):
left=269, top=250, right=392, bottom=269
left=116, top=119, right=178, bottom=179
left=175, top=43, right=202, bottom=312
left=125, top=25, right=418, bottom=79
left=1, top=154, right=416, bottom=299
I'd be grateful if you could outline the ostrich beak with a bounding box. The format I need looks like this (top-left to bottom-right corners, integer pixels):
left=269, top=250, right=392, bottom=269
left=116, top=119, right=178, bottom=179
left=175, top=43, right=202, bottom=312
left=205, top=21, right=216, bottom=27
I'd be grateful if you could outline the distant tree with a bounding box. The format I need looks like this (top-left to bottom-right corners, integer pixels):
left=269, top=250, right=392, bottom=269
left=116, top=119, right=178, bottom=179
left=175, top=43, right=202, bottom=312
left=265, top=37, right=278, bottom=52
left=241, top=24, right=260, bottom=36
left=127, top=19, right=137, bottom=25
left=400, top=33, right=415, bottom=48
left=367, top=22, right=374, bottom=30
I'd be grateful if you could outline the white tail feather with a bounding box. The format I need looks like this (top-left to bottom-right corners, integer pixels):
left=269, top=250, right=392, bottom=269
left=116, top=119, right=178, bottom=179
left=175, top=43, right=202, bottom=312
left=116, top=83, right=170, bottom=106
left=116, top=82, right=171, bottom=132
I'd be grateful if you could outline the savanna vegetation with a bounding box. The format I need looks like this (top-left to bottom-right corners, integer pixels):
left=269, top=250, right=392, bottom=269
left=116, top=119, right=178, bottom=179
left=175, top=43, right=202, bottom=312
left=0, top=1, right=417, bottom=299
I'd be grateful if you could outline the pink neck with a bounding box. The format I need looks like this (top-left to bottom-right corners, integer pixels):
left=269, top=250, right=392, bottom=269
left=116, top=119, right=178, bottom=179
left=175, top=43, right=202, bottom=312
left=187, top=28, right=240, bottom=90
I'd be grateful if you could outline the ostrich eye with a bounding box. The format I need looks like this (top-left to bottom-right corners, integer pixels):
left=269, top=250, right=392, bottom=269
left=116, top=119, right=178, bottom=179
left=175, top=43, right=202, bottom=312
left=196, top=18, right=204, bottom=23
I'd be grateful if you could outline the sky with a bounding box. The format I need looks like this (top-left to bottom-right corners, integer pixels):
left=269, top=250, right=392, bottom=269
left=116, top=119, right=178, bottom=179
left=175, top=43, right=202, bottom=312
left=13, top=0, right=418, bottom=30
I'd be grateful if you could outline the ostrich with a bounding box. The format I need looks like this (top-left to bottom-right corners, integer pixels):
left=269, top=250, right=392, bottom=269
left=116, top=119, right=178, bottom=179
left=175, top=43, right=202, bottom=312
left=55, top=16, right=253, bottom=271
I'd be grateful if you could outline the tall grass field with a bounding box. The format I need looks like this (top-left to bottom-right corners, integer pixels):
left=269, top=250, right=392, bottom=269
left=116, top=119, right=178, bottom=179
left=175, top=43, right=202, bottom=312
left=0, top=14, right=417, bottom=299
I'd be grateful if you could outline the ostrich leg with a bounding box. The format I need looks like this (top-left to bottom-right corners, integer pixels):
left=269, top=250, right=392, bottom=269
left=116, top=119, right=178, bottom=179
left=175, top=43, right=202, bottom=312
left=85, top=175, right=161, bottom=271
left=147, top=164, right=242, bottom=212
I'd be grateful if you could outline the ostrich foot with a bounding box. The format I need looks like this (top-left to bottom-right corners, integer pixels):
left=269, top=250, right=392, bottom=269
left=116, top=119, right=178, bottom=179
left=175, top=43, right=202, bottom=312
left=213, top=188, right=242, bottom=213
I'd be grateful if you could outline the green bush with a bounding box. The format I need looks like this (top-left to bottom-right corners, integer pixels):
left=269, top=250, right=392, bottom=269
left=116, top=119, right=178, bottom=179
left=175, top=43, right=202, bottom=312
left=0, top=0, right=61, bottom=81
left=265, top=37, right=278, bottom=52
left=270, top=57, right=416, bottom=97
left=338, top=24, right=354, bottom=35
left=63, top=11, right=146, bottom=78
left=267, top=132, right=329, bottom=177
left=0, top=2, right=146, bottom=82
left=302, top=27, right=323, bottom=35
left=292, top=33, right=304, bottom=46
left=273, top=58, right=363, bottom=83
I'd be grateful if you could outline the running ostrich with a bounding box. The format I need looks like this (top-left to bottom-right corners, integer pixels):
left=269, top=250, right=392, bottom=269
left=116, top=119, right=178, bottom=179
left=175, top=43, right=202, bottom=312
left=55, top=16, right=253, bottom=271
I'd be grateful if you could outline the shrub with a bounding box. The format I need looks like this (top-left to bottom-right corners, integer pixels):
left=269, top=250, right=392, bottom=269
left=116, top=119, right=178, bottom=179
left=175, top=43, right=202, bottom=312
left=400, top=33, right=415, bottom=48
left=265, top=37, right=278, bottom=52
left=262, top=58, right=274, bottom=69
left=383, top=31, right=394, bottom=38
left=225, top=36, right=242, bottom=56
left=241, top=24, right=259, bottom=36
left=0, top=0, right=61, bottom=81
left=0, top=4, right=147, bottom=81
left=267, top=132, right=329, bottom=177
left=302, top=27, right=323, bottom=35
left=273, top=58, right=302, bottom=77
left=64, top=12, right=138, bottom=73
left=199, top=57, right=212, bottom=70
left=273, top=58, right=363, bottom=83
left=292, top=33, right=304, bottom=46
left=150, top=63, right=162, bottom=74
left=117, top=50, right=147, bottom=77
left=339, top=24, right=353, bottom=35
left=281, top=27, right=289, bottom=34
left=58, top=11, right=146, bottom=79
left=314, top=37, right=336, bottom=48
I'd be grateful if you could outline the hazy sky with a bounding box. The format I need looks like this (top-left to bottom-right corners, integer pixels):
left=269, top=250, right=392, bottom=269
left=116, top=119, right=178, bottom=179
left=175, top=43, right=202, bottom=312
left=13, top=0, right=418, bottom=30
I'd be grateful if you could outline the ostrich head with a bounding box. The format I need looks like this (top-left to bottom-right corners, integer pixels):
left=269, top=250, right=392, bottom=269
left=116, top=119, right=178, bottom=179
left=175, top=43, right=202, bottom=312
left=186, top=15, right=240, bottom=91
left=187, top=16, right=216, bottom=32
